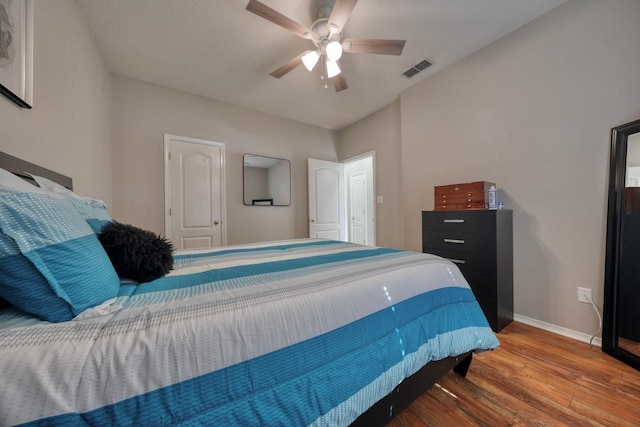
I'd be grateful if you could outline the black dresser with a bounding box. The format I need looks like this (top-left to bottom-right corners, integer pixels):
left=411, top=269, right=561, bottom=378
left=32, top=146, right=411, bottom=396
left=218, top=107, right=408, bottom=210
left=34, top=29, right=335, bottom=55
left=422, top=210, right=513, bottom=332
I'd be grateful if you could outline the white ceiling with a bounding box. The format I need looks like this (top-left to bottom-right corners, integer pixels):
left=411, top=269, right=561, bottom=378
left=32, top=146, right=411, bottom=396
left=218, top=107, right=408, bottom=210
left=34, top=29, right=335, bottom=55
left=76, top=0, right=566, bottom=131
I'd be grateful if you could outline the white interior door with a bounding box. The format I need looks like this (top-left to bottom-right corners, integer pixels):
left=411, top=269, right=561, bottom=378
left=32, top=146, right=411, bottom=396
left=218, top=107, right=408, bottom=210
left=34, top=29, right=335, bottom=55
left=308, top=158, right=346, bottom=241
left=349, top=171, right=367, bottom=245
left=344, top=153, right=375, bottom=246
left=164, top=134, right=226, bottom=249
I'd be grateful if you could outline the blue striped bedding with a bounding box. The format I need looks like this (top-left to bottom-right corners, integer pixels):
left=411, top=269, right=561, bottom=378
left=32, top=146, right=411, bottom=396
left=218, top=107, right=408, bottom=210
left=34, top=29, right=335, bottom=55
left=0, top=239, right=499, bottom=426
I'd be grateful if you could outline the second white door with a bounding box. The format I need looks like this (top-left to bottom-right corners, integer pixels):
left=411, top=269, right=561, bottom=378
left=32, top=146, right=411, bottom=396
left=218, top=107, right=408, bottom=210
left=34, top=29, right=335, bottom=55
left=164, top=134, right=226, bottom=249
left=344, top=154, right=375, bottom=246
left=308, top=158, right=346, bottom=241
left=349, top=171, right=367, bottom=245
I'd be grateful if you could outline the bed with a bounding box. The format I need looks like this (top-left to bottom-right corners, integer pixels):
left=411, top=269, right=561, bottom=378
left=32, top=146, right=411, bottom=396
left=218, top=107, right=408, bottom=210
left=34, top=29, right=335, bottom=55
left=0, top=152, right=499, bottom=426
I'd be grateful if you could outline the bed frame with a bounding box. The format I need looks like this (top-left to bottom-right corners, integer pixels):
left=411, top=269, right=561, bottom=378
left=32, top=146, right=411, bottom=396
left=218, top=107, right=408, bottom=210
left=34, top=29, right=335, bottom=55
left=0, top=150, right=473, bottom=426
left=0, top=151, right=73, bottom=189
left=352, top=352, right=472, bottom=426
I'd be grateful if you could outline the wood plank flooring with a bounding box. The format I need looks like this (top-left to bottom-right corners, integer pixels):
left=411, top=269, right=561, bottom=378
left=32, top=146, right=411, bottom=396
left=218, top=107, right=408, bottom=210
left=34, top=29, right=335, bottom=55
left=388, top=322, right=640, bottom=426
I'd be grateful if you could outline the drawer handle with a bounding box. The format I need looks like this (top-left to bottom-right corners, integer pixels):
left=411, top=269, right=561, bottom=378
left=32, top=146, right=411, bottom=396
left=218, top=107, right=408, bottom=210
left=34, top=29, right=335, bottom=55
left=443, top=219, right=464, bottom=223
left=447, top=258, right=466, bottom=264
left=444, top=238, right=465, bottom=244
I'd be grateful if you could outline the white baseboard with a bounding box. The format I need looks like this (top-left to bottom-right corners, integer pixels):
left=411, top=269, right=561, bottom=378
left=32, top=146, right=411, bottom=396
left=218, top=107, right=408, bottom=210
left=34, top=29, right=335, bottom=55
left=513, top=314, right=602, bottom=348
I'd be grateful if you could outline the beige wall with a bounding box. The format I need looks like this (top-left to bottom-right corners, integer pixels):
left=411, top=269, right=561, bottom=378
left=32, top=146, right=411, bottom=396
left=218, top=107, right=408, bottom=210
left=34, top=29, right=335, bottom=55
left=0, top=0, right=112, bottom=204
left=398, top=0, right=640, bottom=335
left=338, top=101, right=404, bottom=249
left=339, top=0, right=640, bottom=337
left=244, top=166, right=269, bottom=203
left=111, top=75, right=338, bottom=244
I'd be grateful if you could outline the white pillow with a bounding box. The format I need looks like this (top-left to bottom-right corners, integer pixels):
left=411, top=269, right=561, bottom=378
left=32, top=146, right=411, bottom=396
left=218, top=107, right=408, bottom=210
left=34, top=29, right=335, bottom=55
left=32, top=174, right=112, bottom=233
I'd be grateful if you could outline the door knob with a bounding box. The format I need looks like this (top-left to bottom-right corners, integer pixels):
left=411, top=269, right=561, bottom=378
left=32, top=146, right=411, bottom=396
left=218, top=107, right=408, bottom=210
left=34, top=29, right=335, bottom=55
left=214, top=220, right=220, bottom=225
left=309, top=219, right=315, bottom=223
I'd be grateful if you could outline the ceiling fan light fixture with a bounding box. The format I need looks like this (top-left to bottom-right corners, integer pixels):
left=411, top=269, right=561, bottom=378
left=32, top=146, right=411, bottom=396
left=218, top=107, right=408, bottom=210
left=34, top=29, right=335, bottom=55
left=302, top=50, right=320, bottom=71
left=325, top=41, right=343, bottom=61
left=246, top=0, right=407, bottom=92
left=326, top=59, right=341, bottom=78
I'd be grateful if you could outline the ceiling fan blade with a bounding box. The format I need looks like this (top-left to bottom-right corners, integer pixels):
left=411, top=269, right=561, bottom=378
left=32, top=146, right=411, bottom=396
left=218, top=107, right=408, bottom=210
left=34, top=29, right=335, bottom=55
left=246, top=0, right=311, bottom=39
left=343, top=38, right=406, bottom=55
left=328, top=0, right=358, bottom=34
left=269, top=53, right=304, bottom=79
left=332, top=72, right=348, bottom=92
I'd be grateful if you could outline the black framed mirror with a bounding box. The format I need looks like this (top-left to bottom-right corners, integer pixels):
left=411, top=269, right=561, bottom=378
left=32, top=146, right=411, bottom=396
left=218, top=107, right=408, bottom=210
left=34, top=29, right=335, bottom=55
left=243, top=154, right=291, bottom=206
left=603, top=118, right=640, bottom=370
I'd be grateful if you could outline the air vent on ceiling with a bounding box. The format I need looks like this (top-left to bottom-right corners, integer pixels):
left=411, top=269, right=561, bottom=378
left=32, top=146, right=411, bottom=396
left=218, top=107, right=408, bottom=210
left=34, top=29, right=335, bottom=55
left=403, top=59, right=432, bottom=78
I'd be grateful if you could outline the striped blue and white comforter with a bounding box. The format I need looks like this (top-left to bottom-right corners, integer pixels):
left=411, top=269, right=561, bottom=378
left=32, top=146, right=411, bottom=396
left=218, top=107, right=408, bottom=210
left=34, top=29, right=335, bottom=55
left=0, top=239, right=499, bottom=426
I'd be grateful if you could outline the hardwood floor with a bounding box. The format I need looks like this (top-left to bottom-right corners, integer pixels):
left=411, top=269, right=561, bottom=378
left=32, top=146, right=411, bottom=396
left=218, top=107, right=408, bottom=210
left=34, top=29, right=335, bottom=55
left=388, top=322, right=640, bottom=426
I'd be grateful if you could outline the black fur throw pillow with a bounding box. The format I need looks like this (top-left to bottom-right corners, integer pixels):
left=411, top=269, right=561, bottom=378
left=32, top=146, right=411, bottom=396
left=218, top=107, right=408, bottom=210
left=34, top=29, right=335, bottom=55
left=98, top=221, right=174, bottom=283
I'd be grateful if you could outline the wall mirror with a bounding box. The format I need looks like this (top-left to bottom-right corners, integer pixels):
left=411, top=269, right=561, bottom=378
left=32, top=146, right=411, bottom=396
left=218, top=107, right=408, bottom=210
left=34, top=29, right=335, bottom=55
left=604, top=118, right=640, bottom=370
left=243, top=154, right=291, bottom=206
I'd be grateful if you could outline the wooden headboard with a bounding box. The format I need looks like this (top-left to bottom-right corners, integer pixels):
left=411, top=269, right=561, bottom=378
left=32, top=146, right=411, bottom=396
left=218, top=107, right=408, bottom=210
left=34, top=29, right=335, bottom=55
left=0, top=151, right=73, bottom=189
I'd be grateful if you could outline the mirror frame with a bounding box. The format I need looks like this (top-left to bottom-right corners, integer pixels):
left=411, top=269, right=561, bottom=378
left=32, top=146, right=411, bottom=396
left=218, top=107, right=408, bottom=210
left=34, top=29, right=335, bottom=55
left=242, top=154, right=291, bottom=207
left=603, top=118, right=640, bottom=370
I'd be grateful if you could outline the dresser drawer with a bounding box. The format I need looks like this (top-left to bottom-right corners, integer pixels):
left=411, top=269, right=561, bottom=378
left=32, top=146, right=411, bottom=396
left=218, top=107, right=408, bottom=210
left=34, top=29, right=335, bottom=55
left=422, top=230, right=496, bottom=254
left=422, top=210, right=497, bottom=234
left=434, top=202, right=486, bottom=211
left=434, top=191, right=484, bottom=202
left=475, top=295, right=498, bottom=330
left=435, top=193, right=485, bottom=203
left=464, top=274, right=498, bottom=301
left=423, top=247, right=496, bottom=278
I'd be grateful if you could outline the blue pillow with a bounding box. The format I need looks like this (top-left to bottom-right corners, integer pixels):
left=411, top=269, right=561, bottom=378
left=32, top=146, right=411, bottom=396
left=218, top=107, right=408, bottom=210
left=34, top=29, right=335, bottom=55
left=31, top=174, right=112, bottom=233
left=0, top=168, right=120, bottom=322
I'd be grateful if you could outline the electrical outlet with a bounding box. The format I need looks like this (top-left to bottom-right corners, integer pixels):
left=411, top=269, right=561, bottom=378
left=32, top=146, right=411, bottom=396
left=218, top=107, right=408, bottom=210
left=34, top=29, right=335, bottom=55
left=577, top=287, right=592, bottom=304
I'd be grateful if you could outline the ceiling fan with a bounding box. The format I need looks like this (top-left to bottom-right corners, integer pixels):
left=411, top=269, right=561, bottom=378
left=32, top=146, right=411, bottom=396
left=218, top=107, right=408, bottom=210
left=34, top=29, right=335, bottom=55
left=246, top=0, right=406, bottom=92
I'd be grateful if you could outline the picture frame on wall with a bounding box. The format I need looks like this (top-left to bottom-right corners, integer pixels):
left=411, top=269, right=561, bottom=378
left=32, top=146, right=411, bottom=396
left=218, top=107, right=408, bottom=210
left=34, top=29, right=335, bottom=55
left=0, top=0, right=33, bottom=109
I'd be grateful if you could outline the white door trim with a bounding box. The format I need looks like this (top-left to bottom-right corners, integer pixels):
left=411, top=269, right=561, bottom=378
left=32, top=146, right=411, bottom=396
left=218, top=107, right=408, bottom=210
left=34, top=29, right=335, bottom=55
left=163, top=134, right=227, bottom=246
